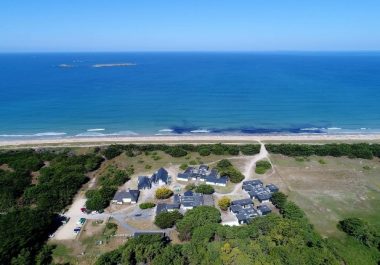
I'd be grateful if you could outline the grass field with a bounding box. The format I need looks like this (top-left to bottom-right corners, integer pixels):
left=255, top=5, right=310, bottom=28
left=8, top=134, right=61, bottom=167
left=270, top=154, right=380, bottom=237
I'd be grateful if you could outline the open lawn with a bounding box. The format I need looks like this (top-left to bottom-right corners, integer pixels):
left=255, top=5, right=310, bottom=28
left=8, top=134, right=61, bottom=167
left=270, top=154, right=380, bottom=237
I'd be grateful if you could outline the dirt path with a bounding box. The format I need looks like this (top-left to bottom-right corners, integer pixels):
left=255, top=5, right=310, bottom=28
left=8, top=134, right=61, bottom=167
left=218, top=142, right=270, bottom=196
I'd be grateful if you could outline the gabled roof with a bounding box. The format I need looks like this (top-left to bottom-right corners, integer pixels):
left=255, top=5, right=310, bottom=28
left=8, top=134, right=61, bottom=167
left=138, top=176, right=152, bottom=190
left=184, top=190, right=193, bottom=196
left=177, top=173, right=190, bottom=180
left=151, top=168, right=169, bottom=184
left=206, top=175, right=228, bottom=184
left=266, top=184, right=279, bottom=193
left=257, top=205, right=272, bottom=214
left=243, top=179, right=263, bottom=187
left=113, top=189, right=140, bottom=202
left=199, top=164, right=209, bottom=170
left=257, top=192, right=272, bottom=201
left=184, top=167, right=195, bottom=174
left=231, top=198, right=253, bottom=206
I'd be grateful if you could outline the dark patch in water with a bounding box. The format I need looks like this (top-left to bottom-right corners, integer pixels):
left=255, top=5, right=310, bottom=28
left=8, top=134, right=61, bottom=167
left=169, top=125, right=326, bottom=134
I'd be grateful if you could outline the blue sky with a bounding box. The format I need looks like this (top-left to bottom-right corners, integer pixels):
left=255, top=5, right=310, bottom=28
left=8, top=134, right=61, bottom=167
left=1, top=0, right=380, bottom=52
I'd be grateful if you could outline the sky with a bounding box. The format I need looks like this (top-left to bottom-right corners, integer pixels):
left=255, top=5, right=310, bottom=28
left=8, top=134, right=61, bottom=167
left=1, top=0, right=380, bottom=52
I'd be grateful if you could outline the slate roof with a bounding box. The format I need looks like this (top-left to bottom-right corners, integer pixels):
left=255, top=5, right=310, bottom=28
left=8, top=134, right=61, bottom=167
left=156, top=203, right=180, bottom=214
left=231, top=198, right=253, bottom=207
left=256, top=192, right=272, bottom=202
left=257, top=205, right=272, bottom=215
left=234, top=205, right=259, bottom=223
left=113, top=189, right=140, bottom=203
left=181, top=192, right=204, bottom=208
left=266, top=184, right=279, bottom=193
left=206, top=175, right=228, bottom=184
left=151, top=168, right=169, bottom=184
left=177, top=173, right=190, bottom=180
left=138, top=176, right=152, bottom=190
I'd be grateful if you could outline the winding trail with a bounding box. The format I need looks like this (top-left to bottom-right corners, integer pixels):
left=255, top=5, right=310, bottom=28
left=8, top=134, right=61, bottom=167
left=220, top=142, right=269, bottom=196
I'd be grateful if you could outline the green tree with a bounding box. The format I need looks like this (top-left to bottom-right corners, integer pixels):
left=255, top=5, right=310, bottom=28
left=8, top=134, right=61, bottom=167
left=194, top=184, right=215, bottom=194
left=155, top=187, right=174, bottom=199
left=155, top=211, right=183, bottom=229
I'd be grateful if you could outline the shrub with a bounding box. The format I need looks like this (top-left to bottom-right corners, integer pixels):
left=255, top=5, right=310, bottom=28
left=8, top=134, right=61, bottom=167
left=270, top=192, right=287, bottom=209
left=102, top=145, right=123, bottom=160
left=194, top=184, right=214, bottom=194
left=179, top=163, right=188, bottom=170
left=145, top=164, right=152, bottom=170
left=218, top=197, right=231, bottom=211
left=165, top=147, right=187, bottom=157
left=155, top=187, right=174, bottom=199
left=216, top=159, right=233, bottom=169
left=198, top=148, right=211, bottom=156
left=140, top=202, right=156, bottom=209
left=240, top=144, right=260, bottom=155
left=189, top=160, right=197, bottom=165
left=255, top=160, right=272, bottom=174
left=338, top=218, right=379, bottom=247
left=154, top=211, right=183, bottom=229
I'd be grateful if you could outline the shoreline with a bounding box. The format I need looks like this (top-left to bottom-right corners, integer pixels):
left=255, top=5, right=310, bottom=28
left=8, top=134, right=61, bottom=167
left=2, top=134, right=380, bottom=148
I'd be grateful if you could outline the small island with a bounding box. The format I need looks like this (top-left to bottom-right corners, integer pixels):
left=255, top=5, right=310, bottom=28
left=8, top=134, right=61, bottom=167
left=92, top=63, right=137, bottom=68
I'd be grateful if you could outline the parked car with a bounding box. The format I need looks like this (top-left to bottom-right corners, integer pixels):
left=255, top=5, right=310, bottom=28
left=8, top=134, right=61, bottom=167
left=77, top=218, right=86, bottom=225
left=134, top=213, right=142, bottom=217
left=74, top=227, right=81, bottom=233
left=80, top=208, right=87, bottom=213
left=61, top=216, right=70, bottom=224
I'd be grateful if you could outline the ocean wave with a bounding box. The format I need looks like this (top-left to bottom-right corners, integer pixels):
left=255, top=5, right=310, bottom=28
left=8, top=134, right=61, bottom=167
left=0, top=132, right=67, bottom=137
left=76, top=130, right=138, bottom=137
left=327, top=127, right=342, bottom=130
left=158, top=129, right=174, bottom=132
left=190, top=129, right=211, bottom=133
left=87, top=128, right=105, bottom=132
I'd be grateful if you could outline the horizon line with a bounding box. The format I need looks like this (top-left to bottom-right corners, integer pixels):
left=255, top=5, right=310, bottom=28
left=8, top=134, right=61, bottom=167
left=1, top=50, right=380, bottom=54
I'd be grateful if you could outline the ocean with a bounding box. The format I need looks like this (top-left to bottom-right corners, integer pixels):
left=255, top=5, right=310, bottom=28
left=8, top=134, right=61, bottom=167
left=1, top=52, right=380, bottom=139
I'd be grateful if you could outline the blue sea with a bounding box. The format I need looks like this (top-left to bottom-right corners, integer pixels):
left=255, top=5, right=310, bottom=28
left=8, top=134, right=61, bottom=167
left=1, top=52, right=380, bottom=139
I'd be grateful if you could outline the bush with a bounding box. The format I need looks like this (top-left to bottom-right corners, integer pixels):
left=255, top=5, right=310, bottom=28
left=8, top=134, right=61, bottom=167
left=179, top=163, right=188, bottom=170
left=165, top=147, right=187, bottom=157
left=218, top=197, right=231, bottom=211
left=255, top=160, right=271, bottom=174
left=189, top=160, right=197, bottom=165
left=338, top=218, right=379, bottom=247
left=240, top=144, right=260, bottom=155
left=270, top=192, right=288, bottom=209
left=216, top=159, right=233, bottom=169
left=155, top=187, right=174, bottom=199
left=145, top=164, right=152, bottom=170
left=154, top=211, right=183, bottom=229
left=102, top=145, right=123, bottom=160
left=198, top=148, right=211, bottom=156
left=194, top=184, right=214, bottom=194
left=140, top=202, right=156, bottom=209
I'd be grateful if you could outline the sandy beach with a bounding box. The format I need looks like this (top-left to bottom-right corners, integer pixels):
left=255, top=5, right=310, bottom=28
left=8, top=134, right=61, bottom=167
left=1, top=134, right=380, bottom=148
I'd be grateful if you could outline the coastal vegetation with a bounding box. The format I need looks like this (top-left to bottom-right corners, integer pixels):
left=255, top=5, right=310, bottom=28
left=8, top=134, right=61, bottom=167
left=139, top=202, right=156, bottom=209
left=0, top=149, right=103, bottom=264
left=194, top=184, right=214, bottom=194
left=266, top=143, right=380, bottom=159
left=255, top=159, right=272, bottom=174
left=154, top=211, right=183, bottom=229
left=155, top=187, right=174, bottom=199
left=217, top=196, right=231, bottom=211
left=86, top=166, right=131, bottom=211
left=215, top=159, right=245, bottom=183
left=96, top=203, right=342, bottom=264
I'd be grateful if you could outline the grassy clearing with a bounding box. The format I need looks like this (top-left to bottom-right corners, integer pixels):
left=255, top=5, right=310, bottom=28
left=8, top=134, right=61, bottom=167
left=270, top=154, right=380, bottom=236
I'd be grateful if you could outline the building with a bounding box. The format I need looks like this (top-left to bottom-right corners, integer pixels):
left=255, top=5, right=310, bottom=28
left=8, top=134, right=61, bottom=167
left=112, top=189, right=140, bottom=204
left=138, top=176, right=152, bottom=190
left=176, top=165, right=222, bottom=184
left=266, top=184, right=279, bottom=193
left=231, top=198, right=253, bottom=208
left=234, top=205, right=259, bottom=224
left=205, top=175, right=228, bottom=186
left=242, top=179, right=263, bottom=191
left=151, top=168, right=169, bottom=185
left=156, top=203, right=181, bottom=214
left=257, top=205, right=272, bottom=215
left=177, top=173, right=190, bottom=182
left=256, top=192, right=271, bottom=203
left=181, top=190, right=204, bottom=209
